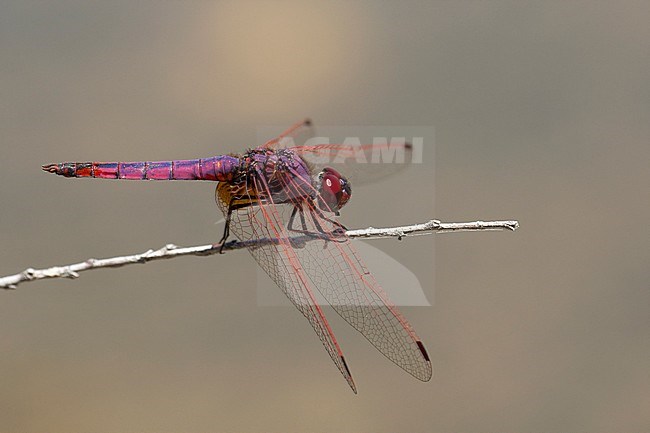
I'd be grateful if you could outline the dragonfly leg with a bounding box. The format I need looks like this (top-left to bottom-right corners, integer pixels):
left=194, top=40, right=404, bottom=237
left=286, top=204, right=347, bottom=244
left=286, top=205, right=331, bottom=248
left=307, top=208, right=348, bottom=243
left=311, top=206, right=349, bottom=235
left=220, top=197, right=259, bottom=252
left=287, top=205, right=303, bottom=231
left=218, top=206, right=234, bottom=254
left=287, top=205, right=317, bottom=235
left=287, top=205, right=319, bottom=236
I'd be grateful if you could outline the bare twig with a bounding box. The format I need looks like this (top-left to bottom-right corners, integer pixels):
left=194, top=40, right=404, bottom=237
left=0, top=219, right=518, bottom=290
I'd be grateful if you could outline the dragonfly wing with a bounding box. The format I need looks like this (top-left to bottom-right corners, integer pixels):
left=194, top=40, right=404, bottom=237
left=293, top=142, right=414, bottom=186
left=281, top=167, right=433, bottom=381
left=216, top=174, right=357, bottom=393
left=263, top=118, right=315, bottom=149
left=263, top=121, right=413, bottom=186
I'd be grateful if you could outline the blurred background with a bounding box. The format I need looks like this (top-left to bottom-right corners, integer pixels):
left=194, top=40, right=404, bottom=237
left=1, top=1, right=648, bottom=432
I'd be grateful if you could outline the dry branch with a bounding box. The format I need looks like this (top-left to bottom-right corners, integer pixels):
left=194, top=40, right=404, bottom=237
left=1, top=219, right=518, bottom=290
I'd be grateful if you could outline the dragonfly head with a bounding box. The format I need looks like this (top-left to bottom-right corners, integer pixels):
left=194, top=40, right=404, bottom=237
left=317, top=167, right=351, bottom=215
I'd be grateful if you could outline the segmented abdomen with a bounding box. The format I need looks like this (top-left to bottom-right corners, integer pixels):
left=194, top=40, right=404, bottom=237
left=42, top=156, right=240, bottom=182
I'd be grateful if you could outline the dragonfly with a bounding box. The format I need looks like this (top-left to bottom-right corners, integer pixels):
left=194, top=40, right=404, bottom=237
left=42, top=119, right=432, bottom=393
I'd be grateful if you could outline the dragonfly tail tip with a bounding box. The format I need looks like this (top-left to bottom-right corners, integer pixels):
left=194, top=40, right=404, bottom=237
left=42, top=163, right=59, bottom=174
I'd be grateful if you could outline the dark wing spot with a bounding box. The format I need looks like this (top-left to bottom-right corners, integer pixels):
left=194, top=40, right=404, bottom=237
left=416, top=340, right=430, bottom=362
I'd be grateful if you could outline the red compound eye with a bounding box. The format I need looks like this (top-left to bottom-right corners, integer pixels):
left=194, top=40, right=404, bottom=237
left=317, top=168, right=351, bottom=214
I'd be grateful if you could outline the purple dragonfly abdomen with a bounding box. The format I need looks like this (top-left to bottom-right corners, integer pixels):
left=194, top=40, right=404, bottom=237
left=42, top=156, right=240, bottom=182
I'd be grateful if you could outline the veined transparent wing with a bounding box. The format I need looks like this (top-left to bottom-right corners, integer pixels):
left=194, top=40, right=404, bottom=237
left=278, top=165, right=433, bottom=382
left=265, top=120, right=414, bottom=186
left=293, top=141, right=414, bottom=187
left=215, top=168, right=357, bottom=393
